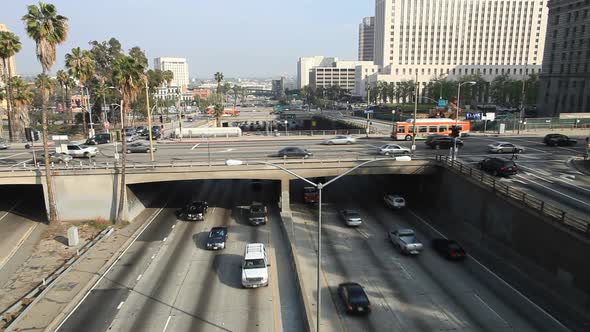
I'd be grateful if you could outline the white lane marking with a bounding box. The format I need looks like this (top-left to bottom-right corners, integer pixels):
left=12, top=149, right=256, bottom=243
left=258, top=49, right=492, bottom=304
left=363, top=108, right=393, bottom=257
left=171, top=224, right=175, bottom=229
left=162, top=315, right=172, bottom=332
left=391, top=258, right=413, bottom=279
left=0, top=200, right=21, bottom=222
left=136, top=274, right=142, bottom=281
left=163, top=237, right=167, bottom=242
left=190, top=144, right=200, bottom=150
left=53, top=205, right=167, bottom=331
left=523, top=172, right=554, bottom=184
left=560, top=175, right=575, bottom=181
left=0, top=222, right=38, bottom=270
left=520, top=166, right=551, bottom=176
left=0, top=152, right=29, bottom=160
left=474, top=293, right=508, bottom=325
left=151, top=254, right=156, bottom=259
left=408, top=209, right=569, bottom=330
left=116, top=301, right=124, bottom=310
left=222, top=148, right=234, bottom=153
left=515, top=174, right=590, bottom=207
left=519, top=170, right=590, bottom=195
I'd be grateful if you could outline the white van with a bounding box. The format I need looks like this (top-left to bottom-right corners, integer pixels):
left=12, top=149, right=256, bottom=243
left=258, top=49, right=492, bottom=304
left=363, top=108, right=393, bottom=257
left=241, top=243, right=270, bottom=288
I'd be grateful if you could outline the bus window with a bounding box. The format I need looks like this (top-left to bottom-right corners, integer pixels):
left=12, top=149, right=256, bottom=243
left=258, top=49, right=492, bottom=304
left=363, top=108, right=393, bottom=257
left=408, top=126, right=414, bottom=133
left=419, top=126, right=427, bottom=133
left=439, top=126, right=447, bottom=132
left=397, top=127, right=405, bottom=133
left=428, top=126, right=437, bottom=133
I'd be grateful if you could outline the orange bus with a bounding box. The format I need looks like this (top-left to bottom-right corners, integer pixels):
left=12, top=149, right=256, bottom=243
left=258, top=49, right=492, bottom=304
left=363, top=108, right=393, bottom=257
left=206, top=107, right=240, bottom=117
left=391, top=118, right=471, bottom=141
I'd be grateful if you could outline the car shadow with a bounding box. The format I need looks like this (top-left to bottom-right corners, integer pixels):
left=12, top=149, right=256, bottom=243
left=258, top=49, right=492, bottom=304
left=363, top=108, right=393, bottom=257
left=192, top=232, right=210, bottom=250
left=231, top=206, right=251, bottom=226
left=212, top=253, right=244, bottom=289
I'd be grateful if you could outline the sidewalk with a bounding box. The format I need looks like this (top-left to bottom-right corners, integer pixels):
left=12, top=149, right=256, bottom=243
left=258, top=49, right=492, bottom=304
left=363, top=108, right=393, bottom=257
left=7, top=208, right=159, bottom=332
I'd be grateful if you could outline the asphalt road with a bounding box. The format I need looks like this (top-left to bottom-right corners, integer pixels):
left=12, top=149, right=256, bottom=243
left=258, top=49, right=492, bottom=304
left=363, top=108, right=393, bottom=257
left=290, top=176, right=570, bottom=332
left=56, top=180, right=304, bottom=332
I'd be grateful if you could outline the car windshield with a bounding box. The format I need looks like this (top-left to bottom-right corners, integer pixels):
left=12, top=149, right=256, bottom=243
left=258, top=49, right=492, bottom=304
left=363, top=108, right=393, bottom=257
left=251, top=205, right=264, bottom=213
left=209, top=229, right=226, bottom=238
left=400, top=234, right=417, bottom=242
left=348, top=287, right=368, bottom=304
left=243, top=259, right=266, bottom=269
left=346, top=211, right=360, bottom=218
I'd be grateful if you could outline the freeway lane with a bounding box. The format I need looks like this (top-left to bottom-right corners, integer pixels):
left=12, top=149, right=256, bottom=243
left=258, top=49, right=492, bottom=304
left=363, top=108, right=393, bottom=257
left=57, top=180, right=304, bottom=332
left=291, top=176, right=568, bottom=332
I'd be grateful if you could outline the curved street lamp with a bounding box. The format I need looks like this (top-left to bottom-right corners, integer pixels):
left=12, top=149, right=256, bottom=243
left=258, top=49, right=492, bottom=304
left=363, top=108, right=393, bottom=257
left=225, top=157, right=408, bottom=332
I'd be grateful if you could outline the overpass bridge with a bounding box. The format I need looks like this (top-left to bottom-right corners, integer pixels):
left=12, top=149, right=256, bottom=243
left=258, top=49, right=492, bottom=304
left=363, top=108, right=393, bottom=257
left=0, top=158, right=437, bottom=222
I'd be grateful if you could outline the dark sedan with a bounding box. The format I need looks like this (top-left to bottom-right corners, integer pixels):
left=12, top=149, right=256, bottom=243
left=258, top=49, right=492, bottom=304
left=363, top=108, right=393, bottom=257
left=432, top=238, right=466, bottom=260
left=277, top=146, right=312, bottom=158
left=177, top=201, right=208, bottom=221
left=206, top=227, right=228, bottom=250
left=338, top=282, right=371, bottom=315
left=479, top=157, right=518, bottom=176
left=543, top=134, right=577, bottom=147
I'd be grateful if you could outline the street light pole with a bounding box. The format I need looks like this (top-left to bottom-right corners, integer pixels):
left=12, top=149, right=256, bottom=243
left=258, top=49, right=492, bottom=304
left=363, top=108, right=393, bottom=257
left=145, top=83, right=155, bottom=162
left=453, top=81, right=476, bottom=161
left=84, top=87, right=94, bottom=138
left=517, top=73, right=526, bottom=135
left=224, top=158, right=400, bottom=332
left=411, top=73, right=418, bottom=155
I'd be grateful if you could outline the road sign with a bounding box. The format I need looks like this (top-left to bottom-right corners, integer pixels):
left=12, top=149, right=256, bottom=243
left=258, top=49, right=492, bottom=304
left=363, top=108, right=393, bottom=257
left=364, top=109, right=374, bottom=114
left=51, top=135, right=68, bottom=141
left=465, top=112, right=482, bottom=120
left=274, top=105, right=284, bottom=111
left=437, top=99, right=448, bottom=107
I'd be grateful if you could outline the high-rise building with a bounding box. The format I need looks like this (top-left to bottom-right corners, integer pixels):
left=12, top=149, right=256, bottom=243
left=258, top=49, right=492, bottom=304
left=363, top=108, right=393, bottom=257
left=0, top=24, right=17, bottom=110
left=358, top=16, right=375, bottom=61
left=153, top=57, right=189, bottom=89
left=372, top=0, right=548, bottom=94
left=537, top=0, right=590, bottom=116
left=309, top=60, right=376, bottom=93
left=272, top=77, right=285, bottom=99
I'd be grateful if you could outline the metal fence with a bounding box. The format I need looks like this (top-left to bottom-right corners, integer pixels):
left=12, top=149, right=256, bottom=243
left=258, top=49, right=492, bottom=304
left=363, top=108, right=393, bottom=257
left=436, top=155, right=590, bottom=237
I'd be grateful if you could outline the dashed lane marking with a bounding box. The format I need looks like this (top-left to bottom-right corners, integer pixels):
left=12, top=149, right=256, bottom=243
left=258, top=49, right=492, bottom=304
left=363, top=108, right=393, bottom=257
left=116, top=301, right=124, bottom=310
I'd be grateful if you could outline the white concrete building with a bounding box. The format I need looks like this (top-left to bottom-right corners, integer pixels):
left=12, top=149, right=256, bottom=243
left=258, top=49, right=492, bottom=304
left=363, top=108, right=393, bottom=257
left=372, top=0, right=548, bottom=95
left=154, top=57, right=189, bottom=90
left=305, top=59, right=376, bottom=95
left=297, top=56, right=339, bottom=89
left=358, top=16, right=375, bottom=62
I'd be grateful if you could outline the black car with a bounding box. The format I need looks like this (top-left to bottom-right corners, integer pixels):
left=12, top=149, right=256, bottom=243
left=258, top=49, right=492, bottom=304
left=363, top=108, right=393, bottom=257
left=338, top=282, right=371, bottom=315
left=425, top=136, right=463, bottom=150
left=543, top=134, right=577, bottom=147
left=479, top=157, right=518, bottom=176
left=85, top=133, right=111, bottom=145
left=135, top=126, right=149, bottom=136
left=432, top=238, right=466, bottom=260
left=177, top=201, right=208, bottom=221
left=206, top=227, right=228, bottom=250
left=151, top=126, right=162, bottom=139
left=277, top=146, right=312, bottom=158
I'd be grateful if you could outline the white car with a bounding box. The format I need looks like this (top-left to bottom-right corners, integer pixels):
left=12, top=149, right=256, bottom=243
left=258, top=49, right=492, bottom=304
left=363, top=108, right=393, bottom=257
left=487, top=142, right=525, bottom=154
left=322, top=135, right=357, bottom=145
left=339, top=209, right=362, bottom=227
left=379, top=144, right=411, bottom=156
left=66, top=144, right=98, bottom=158
left=241, top=243, right=270, bottom=288
left=384, top=194, right=406, bottom=209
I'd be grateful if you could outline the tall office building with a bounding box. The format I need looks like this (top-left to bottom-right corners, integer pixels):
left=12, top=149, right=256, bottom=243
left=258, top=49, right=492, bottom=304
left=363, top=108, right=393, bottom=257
left=372, top=0, right=548, bottom=89
left=153, top=57, right=189, bottom=89
left=0, top=24, right=17, bottom=110
left=358, top=16, right=375, bottom=61
left=537, top=0, right=590, bottom=116
left=297, top=56, right=339, bottom=89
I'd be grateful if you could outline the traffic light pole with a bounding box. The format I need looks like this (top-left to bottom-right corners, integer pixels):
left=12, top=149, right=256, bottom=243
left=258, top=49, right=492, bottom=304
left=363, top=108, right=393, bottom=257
left=145, top=83, right=155, bottom=162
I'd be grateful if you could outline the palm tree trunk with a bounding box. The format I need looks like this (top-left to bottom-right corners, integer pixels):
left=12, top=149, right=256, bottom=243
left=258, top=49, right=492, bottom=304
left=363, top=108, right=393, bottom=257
left=3, top=59, right=15, bottom=142
left=116, top=99, right=127, bottom=224
left=61, top=86, right=66, bottom=123
left=41, top=68, right=58, bottom=223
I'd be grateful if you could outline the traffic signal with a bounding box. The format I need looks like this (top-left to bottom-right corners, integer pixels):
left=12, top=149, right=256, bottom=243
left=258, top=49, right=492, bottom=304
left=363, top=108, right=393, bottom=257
left=33, top=131, right=40, bottom=141
left=451, top=125, right=461, bottom=138
left=25, top=128, right=32, bottom=141
left=159, top=115, right=163, bottom=124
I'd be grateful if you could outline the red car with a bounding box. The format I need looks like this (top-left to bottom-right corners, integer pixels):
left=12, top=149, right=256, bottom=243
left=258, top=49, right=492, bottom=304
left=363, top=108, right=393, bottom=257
left=432, top=239, right=466, bottom=260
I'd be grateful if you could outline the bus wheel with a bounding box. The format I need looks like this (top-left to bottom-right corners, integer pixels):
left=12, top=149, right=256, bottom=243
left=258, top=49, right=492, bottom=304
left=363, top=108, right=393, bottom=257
left=405, top=135, right=412, bottom=141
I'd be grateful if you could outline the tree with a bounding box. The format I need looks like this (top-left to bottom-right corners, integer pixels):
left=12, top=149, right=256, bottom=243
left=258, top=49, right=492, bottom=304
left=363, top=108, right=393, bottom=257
left=397, top=80, right=415, bottom=103
left=11, top=76, right=33, bottom=135
left=378, top=81, right=389, bottom=103
left=23, top=1, right=69, bottom=224
left=111, top=54, right=146, bottom=223
left=0, top=31, right=22, bottom=141
left=162, top=70, right=174, bottom=87
left=88, top=37, right=123, bottom=83
left=65, top=46, right=95, bottom=132
left=128, top=46, right=148, bottom=68
left=232, top=85, right=241, bottom=109
left=214, top=72, right=224, bottom=95
left=213, top=103, right=224, bottom=127
left=55, top=69, right=68, bottom=120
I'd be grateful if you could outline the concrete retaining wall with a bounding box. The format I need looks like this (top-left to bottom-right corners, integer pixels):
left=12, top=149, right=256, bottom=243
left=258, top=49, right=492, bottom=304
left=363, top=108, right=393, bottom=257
left=415, top=168, right=590, bottom=329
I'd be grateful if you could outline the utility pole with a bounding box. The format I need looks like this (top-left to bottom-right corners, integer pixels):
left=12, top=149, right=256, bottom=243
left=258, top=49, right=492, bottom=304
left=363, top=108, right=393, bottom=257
left=411, top=73, right=418, bottom=154
left=145, top=83, right=155, bottom=162
left=517, top=72, right=526, bottom=135
left=365, top=76, right=370, bottom=138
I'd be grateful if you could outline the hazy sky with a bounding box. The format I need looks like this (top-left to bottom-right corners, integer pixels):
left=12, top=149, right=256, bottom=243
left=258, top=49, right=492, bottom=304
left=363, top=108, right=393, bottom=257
left=2, top=0, right=374, bottom=78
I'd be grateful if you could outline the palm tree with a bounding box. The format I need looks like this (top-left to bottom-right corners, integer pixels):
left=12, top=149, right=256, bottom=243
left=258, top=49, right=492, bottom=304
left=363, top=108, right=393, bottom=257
left=55, top=69, right=68, bottom=119
left=65, top=47, right=95, bottom=133
left=213, top=103, right=224, bottom=127
left=11, top=76, right=33, bottom=135
left=232, top=85, right=241, bottom=109
left=111, top=55, right=146, bottom=223
left=214, top=72, right=223, bottom=95
left=162, top=70, right=173, bottom=87
left=35, top=74, right=53, bottom=125
left=22, top=1, right=69, bottom=224
left=0, top=31, right=23, bottom=141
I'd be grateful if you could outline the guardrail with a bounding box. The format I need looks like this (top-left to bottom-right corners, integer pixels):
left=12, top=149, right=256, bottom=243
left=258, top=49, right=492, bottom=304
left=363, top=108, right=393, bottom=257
left=0, top=155, right=432, bottom=174
left=436, top=155, right=590, bottom=236
left=0, top=226, right=113, bottom=330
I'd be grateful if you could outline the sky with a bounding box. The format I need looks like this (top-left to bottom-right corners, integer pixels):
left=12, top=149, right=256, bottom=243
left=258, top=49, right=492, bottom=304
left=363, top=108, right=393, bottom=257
left=2, top=0, right=374, bottom=79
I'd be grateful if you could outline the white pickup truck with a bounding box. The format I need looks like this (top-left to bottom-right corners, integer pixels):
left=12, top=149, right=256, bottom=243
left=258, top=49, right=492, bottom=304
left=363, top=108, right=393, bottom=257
left=389, top=229, right=423, bottom=255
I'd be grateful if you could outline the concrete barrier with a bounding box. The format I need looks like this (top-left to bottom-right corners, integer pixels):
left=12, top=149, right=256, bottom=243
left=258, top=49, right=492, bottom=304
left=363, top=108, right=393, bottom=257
left=278, top=211, right=314, bottom=332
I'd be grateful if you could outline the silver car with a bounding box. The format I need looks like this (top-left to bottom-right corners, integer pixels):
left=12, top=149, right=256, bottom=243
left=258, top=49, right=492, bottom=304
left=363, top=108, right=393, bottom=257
left=339, top=209, right=362, bottom=226
left=125, top=141, right=156, bottom=153
left=41, top=152, right=73, bottom=164
left=379, top=144, right=411, bottom=156
left=487, top=142, right=525, bottom=154
left=0, top=139, right=8, bottom=150
left=322, top=135, right=357, bottom=145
